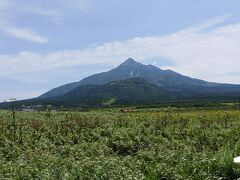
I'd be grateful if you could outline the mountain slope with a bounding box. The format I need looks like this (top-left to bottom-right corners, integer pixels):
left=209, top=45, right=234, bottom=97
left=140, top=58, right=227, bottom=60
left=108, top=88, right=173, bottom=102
left=39, top=82, right=80, bottom=99
left=0, top=78, right=174, bottom=108
left=59, top=78, right=171, bottom=105
left=38, top=58, right=205, bottom=98
left=39, top=58, right=240, bottom=100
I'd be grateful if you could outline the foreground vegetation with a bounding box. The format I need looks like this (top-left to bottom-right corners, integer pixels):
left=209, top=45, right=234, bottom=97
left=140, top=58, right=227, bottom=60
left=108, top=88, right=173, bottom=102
left=0, top=108, right=240, bottom=179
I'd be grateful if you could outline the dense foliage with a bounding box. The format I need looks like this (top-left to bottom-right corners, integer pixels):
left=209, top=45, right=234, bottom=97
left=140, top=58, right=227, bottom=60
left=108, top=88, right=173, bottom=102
left=0, top=108, right=240, bottom=179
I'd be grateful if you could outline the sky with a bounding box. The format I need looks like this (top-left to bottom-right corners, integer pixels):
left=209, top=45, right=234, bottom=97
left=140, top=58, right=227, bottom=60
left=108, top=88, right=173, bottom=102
left=1, top=0, right=240, bottom=101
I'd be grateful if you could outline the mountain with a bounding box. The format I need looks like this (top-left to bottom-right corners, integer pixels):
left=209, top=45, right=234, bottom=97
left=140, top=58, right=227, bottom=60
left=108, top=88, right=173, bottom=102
left=59, top=78, right=171, bottom=106
left=39, top=58, right=240, bottom=100
left=1, top=58, right=240, bottom=109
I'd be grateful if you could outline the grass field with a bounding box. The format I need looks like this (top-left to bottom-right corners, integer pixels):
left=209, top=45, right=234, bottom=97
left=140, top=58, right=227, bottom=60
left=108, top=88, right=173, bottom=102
left=1, top=108, right=240, bottom=179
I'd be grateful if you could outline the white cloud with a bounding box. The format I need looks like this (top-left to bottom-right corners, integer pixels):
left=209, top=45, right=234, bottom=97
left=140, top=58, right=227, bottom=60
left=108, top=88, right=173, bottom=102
left=4, top=26, right=49, bottom=43
left=0, top=15, right=240, bottom=84
left=26, top=8, right=65, bottom=24
left=0, top=0, right=92, bottom=44
left=4, top=0, right=90, bottom=23
left=0, top=0, right=50, bottom=43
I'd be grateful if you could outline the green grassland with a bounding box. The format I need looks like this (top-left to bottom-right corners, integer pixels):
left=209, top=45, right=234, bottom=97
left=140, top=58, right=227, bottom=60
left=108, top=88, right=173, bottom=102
left=1, top=108, right=240, bottom=179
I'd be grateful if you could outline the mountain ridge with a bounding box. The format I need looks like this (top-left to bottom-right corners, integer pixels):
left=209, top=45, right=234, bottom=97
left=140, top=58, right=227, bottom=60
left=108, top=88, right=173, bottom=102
left=39, top=58, right=223, bottom=99
left=7, top=57, right=240, bottom=107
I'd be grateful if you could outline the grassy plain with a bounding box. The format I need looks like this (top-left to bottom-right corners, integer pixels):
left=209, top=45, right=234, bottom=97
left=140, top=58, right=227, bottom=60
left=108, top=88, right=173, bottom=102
left=0, top=108, right=240, bottom=179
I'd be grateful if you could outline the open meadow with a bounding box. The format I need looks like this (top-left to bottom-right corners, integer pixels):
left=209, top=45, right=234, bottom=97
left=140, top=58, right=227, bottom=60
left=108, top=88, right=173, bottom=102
left=0, top=108, right=240, bottom=179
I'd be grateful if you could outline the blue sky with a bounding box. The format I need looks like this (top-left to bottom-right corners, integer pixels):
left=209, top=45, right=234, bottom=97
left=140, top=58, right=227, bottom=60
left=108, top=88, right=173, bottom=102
left=1, top=0, right=240, bottom=101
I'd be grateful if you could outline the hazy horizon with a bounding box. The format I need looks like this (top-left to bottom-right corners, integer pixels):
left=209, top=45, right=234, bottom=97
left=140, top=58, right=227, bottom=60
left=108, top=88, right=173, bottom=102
left=1, top=0, right=240, bottom=101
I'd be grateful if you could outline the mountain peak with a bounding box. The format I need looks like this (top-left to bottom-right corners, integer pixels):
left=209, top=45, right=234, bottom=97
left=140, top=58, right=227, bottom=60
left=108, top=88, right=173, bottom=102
left=122, top=58, right=139, bottom=65
left=125, top=57, right=135, bottom=62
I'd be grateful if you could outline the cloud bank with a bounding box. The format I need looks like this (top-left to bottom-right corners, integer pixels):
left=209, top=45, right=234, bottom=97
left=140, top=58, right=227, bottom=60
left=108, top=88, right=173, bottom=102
left=1, top=15, right=240, bottom=84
